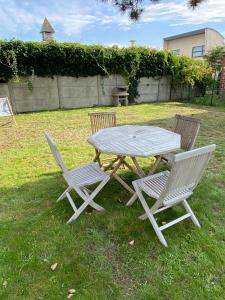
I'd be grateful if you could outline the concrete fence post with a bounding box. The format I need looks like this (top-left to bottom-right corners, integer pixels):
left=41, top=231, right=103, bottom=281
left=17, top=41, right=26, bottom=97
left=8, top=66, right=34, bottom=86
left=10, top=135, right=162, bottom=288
left=56, top=76, right=62, bottom=109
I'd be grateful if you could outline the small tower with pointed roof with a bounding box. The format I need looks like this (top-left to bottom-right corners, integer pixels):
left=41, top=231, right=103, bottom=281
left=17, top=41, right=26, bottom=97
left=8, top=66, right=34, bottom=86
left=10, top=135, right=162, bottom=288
left=40, top=18, right=55, bottom=42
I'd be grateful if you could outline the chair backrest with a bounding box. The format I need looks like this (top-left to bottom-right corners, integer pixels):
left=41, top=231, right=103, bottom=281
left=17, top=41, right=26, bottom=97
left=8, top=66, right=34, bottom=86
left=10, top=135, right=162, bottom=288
left=44, top=132, right=68, bottom=173
left=88, top=111, right=116, bottom=134
left=160, top=144, right=216, bottom=202
left=174, top=114, right=201, bottom=151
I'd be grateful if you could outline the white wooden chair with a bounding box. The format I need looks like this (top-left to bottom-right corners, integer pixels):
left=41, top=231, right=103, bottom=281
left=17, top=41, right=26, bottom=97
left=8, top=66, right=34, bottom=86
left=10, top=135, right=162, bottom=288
left=162, top=114, right=202, bottom=163
left=88, top=111, right=117, bottom=168
left=132, top=144, right=216, bottom=247
left=45, top=132, right=110, bottom=224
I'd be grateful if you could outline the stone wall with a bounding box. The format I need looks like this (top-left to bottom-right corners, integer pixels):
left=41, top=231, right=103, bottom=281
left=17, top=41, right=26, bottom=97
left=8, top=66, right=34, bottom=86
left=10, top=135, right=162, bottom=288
left=0, top=75, right=191, bottom=113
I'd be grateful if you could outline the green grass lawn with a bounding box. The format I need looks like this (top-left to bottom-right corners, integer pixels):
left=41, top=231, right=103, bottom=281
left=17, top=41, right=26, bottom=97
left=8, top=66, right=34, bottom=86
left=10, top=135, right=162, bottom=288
left=0, top=102, right=225, bottom=300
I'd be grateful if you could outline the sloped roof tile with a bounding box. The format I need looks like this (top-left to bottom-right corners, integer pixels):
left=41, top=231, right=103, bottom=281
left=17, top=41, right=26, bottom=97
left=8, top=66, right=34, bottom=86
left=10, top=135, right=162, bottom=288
left=40, top=18, right=55, bottom=33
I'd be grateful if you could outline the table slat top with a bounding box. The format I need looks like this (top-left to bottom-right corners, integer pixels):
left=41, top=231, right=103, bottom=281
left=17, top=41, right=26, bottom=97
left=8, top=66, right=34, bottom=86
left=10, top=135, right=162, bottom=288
left=88, top=125, right=181, bottom=157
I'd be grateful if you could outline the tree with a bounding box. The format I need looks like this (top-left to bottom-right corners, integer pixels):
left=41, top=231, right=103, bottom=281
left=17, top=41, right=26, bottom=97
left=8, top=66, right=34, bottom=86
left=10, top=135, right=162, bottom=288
left=102, top=0, right=206, bottom=20
left=205, top=46, right=225, bottom=70
left=205, top=46, right=225, bottom=104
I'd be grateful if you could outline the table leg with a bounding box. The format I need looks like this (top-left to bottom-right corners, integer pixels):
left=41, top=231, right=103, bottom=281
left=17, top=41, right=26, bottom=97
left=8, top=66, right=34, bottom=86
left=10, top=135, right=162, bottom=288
left=109, top=156, right=136, bottom=194
left=125, top=157, right=144, bottom=206
left=103, top=156, right=120, bottom=171
left=93, top=149, right=102, bottom=168
left=113, top=174, right=135, bottom=194
left=121, top=158, right=140, bottom=177
left=148, top=155, right=162, bottom=175
left=131, top=157, right=146, bottom=177
left=94, top=150, right=121, bottom=171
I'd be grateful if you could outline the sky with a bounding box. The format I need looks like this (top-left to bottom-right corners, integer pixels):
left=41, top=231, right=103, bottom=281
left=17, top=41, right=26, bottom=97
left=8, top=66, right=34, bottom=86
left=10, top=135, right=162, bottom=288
left=0, top=0, right=225, bottom=48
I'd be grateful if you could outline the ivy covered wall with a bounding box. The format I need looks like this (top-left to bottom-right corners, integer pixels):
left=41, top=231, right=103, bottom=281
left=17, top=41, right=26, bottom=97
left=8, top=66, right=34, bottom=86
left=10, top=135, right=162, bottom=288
left=0, top=40, right=211, bottom=101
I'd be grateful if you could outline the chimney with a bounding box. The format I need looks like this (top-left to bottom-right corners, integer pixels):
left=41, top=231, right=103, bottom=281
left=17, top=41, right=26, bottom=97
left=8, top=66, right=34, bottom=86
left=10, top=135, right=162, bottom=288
left=129, top=40, right=137, bottom=47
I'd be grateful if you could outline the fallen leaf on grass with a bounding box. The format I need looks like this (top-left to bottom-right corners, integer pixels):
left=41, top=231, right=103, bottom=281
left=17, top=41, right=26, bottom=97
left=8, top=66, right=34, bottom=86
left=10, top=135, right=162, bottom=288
left=51, top=263, right=58, bottom=271
left=129, top=240, right=134, bottom=245
left=3, top=281, right=7, bottom=288
left=67, top=294, right=74, bottom=299
left=68, top=289, right=76, bottom=294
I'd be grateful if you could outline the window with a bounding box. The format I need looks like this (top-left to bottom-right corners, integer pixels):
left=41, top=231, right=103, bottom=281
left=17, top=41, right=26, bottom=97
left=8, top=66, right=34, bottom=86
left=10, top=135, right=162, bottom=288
left=192, top=45, right=205, bottom=58
left=172, top=49, right=180, bottom=55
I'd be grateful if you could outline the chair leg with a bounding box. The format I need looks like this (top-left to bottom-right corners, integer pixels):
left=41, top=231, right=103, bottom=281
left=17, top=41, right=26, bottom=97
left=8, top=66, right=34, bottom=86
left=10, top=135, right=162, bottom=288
left=67, top=177, right=110, bottom=224
left=182, top=199, right=201, bottom=228
left=82, top=188, right=105, bottom=211
left=126, top=193, right=138, bottom=206
left=57, top=187, right=72, bottom=202
left=133, top=182, right=168, bottom=247
left=66, top=192, right=78, bottom=213
left=67, top=201, right=88, bottom=224
left=138, top=213, right=148, bottom=220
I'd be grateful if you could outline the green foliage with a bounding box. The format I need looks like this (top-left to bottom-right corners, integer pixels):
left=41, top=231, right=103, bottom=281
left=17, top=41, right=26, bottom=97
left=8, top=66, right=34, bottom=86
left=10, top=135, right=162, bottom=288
left=101, top=0, right=206, bottom=21
left=0, top=48, right=19, bottom=82
left=170, top=55, right=212, bottom=88
left=204, top=46, right=225, bottom=105
left=190, top=94, right=225, bottom=107
left=205, top=45, right=225, bottom=71
left=0, top=40, right=211, bottom=101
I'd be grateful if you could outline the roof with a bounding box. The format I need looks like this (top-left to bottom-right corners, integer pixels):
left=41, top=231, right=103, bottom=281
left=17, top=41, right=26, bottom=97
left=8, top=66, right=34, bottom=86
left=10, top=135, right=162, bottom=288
left=164, top=28, right=224, bottom=41
left=40, top=18, right=55, bottom=33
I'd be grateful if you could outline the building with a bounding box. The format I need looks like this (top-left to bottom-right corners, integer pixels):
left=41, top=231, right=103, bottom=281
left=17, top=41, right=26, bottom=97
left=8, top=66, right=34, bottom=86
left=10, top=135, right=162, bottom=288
left=163, top=28, right=224, bottom=58
left=40, top=18, right=55, bottom=42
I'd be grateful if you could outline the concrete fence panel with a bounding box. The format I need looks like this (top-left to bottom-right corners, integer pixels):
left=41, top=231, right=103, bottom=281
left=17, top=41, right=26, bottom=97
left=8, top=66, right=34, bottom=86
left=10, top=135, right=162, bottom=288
left=0, top=83, right=10, bottom=99
left=98, top=75, right=127, bottom=106
left=137, top=77, right=162, bottom=102
left=58, top=76, right=99, bottom=109
left=0, top=75, right=193, bottom=113
left=8, top=76, right=59, bottom=113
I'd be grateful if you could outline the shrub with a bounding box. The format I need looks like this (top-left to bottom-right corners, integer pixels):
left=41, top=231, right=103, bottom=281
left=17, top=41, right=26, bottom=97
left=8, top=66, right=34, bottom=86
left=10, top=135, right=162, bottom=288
left=0, top=40, right=211, bottom=100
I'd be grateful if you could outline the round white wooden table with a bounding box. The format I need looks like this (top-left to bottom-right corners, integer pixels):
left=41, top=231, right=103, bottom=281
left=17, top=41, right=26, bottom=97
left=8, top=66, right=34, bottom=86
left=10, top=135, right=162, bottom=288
left=88, top=125, right=181, bottom=195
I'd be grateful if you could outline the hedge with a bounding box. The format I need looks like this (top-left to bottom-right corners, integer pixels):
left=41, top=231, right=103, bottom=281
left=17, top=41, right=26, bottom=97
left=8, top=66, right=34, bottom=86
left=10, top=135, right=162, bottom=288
left=0, top=40, right=212, bottom=100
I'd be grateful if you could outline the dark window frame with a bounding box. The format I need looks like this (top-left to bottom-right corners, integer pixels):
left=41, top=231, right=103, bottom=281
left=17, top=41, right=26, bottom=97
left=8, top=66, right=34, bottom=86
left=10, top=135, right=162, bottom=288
left=192, top=45, right=205, bottom=58
left=172, top=49, right=180, bottom=56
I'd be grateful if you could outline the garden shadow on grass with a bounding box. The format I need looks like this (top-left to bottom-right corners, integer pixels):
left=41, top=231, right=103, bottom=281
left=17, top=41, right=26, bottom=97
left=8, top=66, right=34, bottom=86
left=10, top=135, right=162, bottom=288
left=0, top=165, right=202, bottom=245
left=0, top=169, right=137, bottom=222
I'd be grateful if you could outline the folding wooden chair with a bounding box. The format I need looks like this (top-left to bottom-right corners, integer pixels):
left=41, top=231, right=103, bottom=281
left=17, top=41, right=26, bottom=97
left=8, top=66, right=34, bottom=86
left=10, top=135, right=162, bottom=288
left=45, top=132, right=110, bottom=224
left=149, top=114, right=202, bottom=175
left=133, top=144, right=216, bottom=247
left=162, top=114, right=202, bottom=163
left=88, top=111, right=117, bottom=168
left=89, top=111, right=116, bottom=134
